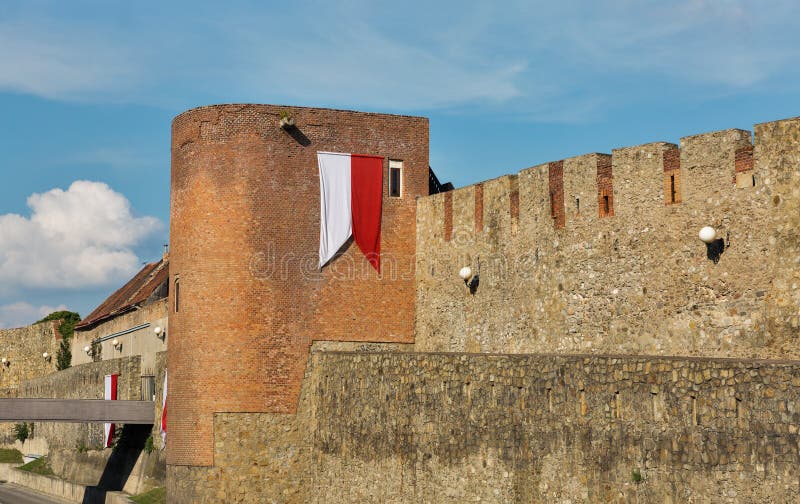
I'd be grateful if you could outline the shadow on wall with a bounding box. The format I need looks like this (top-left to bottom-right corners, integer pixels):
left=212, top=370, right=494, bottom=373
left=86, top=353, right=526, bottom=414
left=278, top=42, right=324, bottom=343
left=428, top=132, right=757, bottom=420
left=706, top=238, right=726, bottom=264
left=284, top=124, right=311, bottom=147
left=81, top=424, right=150, bottom=504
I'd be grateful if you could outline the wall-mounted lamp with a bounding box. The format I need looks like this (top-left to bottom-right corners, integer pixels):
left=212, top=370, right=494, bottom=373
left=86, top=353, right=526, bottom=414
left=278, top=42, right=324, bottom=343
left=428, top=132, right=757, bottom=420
left=1, top=357, right=9, bottom=366
left=112, top=339, right=122, bottom=351
left=84, top=345, right=92, bottom=355
left=154, top=326, right=165, bottom=340
left=698, top=226, right=716, bottom=244
left=458, top=261, right=480, bottom=295
left=458, top=266, right=473, bottom=283
left=699, top=226, right=727, bottom=264
left=42, top=352, right=51, bottom=362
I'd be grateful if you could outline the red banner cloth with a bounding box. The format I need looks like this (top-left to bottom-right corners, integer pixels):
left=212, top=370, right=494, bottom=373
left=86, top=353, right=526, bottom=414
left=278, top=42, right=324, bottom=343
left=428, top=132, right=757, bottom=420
left=350, top=154, right=383, bottom=272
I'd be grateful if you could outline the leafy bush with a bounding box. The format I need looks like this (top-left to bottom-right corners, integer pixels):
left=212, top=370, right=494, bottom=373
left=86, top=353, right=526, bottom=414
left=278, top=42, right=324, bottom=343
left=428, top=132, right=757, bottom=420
left=144, top=434, right=155, bottom=454
left=37, top=310, right=81, bottom=370
left=13, top=423, right=33, bottom=443
left=56, top=338, right=72, bottom=370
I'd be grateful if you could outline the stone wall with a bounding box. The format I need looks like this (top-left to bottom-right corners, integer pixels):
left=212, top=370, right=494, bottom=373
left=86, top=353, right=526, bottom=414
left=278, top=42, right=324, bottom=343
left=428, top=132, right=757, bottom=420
left=415, top=117, right=800, bottom=360
left=72, top=299, right=168, bottom=373
left=0, top=321, right=62, bottom=395
left=164, top=113, right=800, bottom=502
left=168, top=350, right=800, bottom=503
left=0, top=321, right=63, bottom=443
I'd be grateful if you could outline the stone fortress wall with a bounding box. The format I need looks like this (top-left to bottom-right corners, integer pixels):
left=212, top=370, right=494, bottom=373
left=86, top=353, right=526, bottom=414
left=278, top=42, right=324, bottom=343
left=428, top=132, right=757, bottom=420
left=171, top=351, right=800, bottom=503
left=0, top=321, right=63, bottom=443
left=167, top=112, right=800, bottom=503
left=415, top=119, right=800, bottom=360
left=19, top=356, right=143, bottom=450
left=0, top=321, right=63, bottom=396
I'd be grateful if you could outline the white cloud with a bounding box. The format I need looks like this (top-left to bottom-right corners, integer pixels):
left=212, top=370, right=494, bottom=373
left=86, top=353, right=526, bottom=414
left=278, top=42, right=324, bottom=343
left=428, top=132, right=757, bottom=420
left=0, top=302, right=68, bottom=329
left=0, top=181, right=161, bottom=289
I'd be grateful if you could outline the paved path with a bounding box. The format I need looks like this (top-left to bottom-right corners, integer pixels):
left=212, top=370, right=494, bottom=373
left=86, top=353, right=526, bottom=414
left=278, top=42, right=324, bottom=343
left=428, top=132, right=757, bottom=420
left=0, top=481, right=71, bottom=504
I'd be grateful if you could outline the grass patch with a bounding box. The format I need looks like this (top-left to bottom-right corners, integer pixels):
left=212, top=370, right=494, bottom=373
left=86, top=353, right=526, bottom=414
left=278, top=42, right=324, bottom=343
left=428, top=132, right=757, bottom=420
left=131, top=486, right=166, bottom=504
left=0, top=448, right=23, bottom=463
left=18, top=456, right=54, bottom=476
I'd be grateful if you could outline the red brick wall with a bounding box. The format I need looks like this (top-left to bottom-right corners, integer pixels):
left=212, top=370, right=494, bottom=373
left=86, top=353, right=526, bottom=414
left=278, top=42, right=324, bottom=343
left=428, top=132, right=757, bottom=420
left=474, top=183, right=484, bottom=233
left=548, top=161, right=565, bottom=229
left=168, top=104, right=429, bottom=467
left=735, top=145, right=754, bottom=173
left=596, top=155, right=614, bottom=218
left=663, top=146, right=682, bottom=204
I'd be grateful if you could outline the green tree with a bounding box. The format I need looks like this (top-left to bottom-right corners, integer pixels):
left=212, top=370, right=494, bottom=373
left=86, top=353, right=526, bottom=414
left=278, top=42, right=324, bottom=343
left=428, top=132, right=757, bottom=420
left=37, top=311, right=81, bottom=370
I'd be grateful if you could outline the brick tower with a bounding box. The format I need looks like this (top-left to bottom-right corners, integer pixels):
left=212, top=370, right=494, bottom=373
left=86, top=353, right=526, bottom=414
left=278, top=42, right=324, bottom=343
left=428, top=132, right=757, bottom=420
left=166, top=104, right=429, bottom=498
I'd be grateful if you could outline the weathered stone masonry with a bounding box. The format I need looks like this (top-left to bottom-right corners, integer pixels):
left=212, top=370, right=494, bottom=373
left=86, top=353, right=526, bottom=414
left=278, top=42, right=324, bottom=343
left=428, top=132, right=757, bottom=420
left=170, top=351, right=800, bottom=503
left=166, top=106, right=800, bottom=503
left=416, top=120, right=800, bottom=360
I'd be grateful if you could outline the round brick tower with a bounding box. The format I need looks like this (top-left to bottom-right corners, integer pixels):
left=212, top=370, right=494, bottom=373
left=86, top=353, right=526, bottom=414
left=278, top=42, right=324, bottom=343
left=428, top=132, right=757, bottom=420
left=167, top=104, right=429, bottom=498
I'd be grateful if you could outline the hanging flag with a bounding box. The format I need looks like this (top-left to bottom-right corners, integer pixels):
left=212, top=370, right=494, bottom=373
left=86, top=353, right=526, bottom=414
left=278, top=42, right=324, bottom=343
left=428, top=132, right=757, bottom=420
left=160, top=369, right=168, bottom=445
left=104, top=374, right=118, bottom=448
left=318, top=152, right=383, bottom=272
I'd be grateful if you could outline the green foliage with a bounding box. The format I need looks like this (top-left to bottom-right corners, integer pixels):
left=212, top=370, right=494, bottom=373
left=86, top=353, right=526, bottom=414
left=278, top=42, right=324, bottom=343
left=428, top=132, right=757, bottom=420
left=13, top=422, right=33, bottom=443
left=143, top=434, right=155, bottom=454
left=631, top=468, right=643, bottom=483
left=131, top=487, right=166, bottom=504
left=18, top=456, right=54, bottom=475
left=37, top=310, right=81, bottom=370
left=0, top=448, right=23, bottom=463
left=56, top=338, right=72, bottom=370
left=37, top=310, right=81, bottom=336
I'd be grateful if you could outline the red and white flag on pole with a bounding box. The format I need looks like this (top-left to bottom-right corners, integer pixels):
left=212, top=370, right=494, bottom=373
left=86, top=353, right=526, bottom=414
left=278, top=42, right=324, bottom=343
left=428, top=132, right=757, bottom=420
left=318, top=152, right=383, bottom=272
left=160, top=369, right=167, bottom=444
left=104, top=374, right=118, bottom=448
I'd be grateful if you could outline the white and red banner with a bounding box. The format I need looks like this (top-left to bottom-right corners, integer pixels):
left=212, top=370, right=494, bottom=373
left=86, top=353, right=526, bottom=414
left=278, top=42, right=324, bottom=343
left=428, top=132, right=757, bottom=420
left=103, top=374, right=118, bottom=448
left=318, top=151, right=383, bottom=272
left=160, top=370, right=168, bottom=445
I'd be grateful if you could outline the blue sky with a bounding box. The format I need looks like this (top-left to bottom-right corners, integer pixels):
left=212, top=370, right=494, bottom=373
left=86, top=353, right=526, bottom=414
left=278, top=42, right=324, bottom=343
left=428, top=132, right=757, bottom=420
left=1, top=0, right=799, bottom=327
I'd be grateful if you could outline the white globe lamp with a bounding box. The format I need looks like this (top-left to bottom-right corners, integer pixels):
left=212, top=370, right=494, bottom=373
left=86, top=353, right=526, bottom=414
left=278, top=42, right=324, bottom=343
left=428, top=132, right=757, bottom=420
left=699, top=226, right=716, bottom=244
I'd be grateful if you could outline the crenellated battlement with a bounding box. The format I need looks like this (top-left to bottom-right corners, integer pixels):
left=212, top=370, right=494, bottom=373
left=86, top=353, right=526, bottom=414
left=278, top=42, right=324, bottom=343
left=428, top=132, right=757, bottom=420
left=416, top=116, right=800, bottom=360
left=422, top=127, right=765, bottom=241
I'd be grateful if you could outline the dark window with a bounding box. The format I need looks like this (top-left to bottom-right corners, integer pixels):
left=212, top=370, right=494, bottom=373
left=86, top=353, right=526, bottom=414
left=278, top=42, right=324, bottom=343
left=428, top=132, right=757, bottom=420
left=670, top=174, right=676, bottom=203
left=603, top=195, right=610, bottom=214
left=174, top=278, right=180, bottom=313
left=575, top=197, right=580, bottom=213
left=389, top=160, right=402, bottom=197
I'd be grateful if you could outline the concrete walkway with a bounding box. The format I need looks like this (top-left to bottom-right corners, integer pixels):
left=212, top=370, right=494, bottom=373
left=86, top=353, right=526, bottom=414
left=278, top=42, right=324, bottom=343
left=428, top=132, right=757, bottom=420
left=0, top=481, right=72, bottom=504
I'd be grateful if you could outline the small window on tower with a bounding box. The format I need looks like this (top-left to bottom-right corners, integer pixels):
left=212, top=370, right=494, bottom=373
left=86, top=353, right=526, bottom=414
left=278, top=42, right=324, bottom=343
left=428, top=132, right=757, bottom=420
left=389, top=160, right=403, bottom=197
left=174, top=277, right=180, bottom=313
